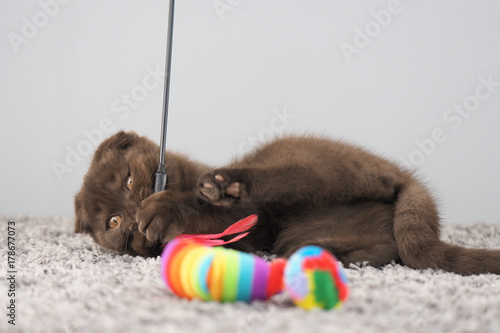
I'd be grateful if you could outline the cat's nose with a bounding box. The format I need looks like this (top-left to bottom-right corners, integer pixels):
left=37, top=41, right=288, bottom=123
left=128, top=220, right=138, bottom=231
left=124, top=204, right=140, bottom=231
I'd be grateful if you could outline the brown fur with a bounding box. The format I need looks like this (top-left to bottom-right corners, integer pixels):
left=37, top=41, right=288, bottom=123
left=74, top=131, right=500, bottom=275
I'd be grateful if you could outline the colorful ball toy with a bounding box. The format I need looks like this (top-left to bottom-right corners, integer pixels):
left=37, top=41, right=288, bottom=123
left=160, top=236, right=349, bottom=310
left=283, top=245, right=349, bottom=309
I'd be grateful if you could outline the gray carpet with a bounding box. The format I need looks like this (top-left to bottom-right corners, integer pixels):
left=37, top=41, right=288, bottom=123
left=1, top=215, right=500, bottom=333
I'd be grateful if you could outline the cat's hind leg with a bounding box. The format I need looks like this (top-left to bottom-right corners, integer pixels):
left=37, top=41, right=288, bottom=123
left=271, top=202, right=399, bottom=268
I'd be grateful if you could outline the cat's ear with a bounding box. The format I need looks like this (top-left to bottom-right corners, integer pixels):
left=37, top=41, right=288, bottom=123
left=93, top=131, right=139, bottom=162
left=74, top=191, right=89, bottom=234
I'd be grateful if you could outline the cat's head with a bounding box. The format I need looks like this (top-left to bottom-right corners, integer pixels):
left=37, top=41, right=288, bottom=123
left=74, top=131, right=163, bottom=257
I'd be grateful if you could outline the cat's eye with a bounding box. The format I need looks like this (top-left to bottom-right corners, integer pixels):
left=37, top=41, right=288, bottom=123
left=126, top=176, right=133, bottom=190
left=108, top=215, right=122, bottom=230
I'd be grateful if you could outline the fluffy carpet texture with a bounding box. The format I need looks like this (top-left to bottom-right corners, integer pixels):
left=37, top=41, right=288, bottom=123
left=1, top=215, right=500, bottom=333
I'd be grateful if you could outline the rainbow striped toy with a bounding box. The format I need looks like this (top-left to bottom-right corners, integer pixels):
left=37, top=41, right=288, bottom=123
left=160, top=233, right=349, bottom=310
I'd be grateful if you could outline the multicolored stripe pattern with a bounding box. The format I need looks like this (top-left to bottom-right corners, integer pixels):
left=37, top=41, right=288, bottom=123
left=161, top=238, right=285, bottom=302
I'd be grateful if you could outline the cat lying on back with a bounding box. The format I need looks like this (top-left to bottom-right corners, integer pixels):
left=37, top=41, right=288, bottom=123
left=74, top=131, right=500, bottom=275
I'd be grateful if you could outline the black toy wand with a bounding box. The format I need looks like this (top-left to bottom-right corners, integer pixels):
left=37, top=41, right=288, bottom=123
left=154, top=0, right=175, bottom=193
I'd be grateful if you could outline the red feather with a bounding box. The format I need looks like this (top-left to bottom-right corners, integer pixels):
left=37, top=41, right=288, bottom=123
left=174, top=215, right=258, bottom=246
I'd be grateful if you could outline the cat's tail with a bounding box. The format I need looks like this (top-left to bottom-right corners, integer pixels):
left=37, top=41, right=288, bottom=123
left=393, top=177, right=500, bottom=275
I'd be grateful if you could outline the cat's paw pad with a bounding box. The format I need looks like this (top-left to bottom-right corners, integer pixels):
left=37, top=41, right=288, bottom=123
left=198, top=170, right=245, bottom=207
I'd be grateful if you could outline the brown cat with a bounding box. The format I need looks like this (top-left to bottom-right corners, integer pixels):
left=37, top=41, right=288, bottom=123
left=74, top=131, right=500, bottom=275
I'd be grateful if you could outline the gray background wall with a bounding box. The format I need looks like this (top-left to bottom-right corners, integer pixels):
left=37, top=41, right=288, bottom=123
left=1, top=0, right=499, bottom=225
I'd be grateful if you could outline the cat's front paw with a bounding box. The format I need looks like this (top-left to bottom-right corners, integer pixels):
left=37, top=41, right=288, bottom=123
left=197, top=169, right=247, bottom=207
left=135, top=191, right=184, bottom=243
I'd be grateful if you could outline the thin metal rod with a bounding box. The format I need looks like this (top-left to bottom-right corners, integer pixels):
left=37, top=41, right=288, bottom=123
left=155, top=0, right=175, bottom=193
